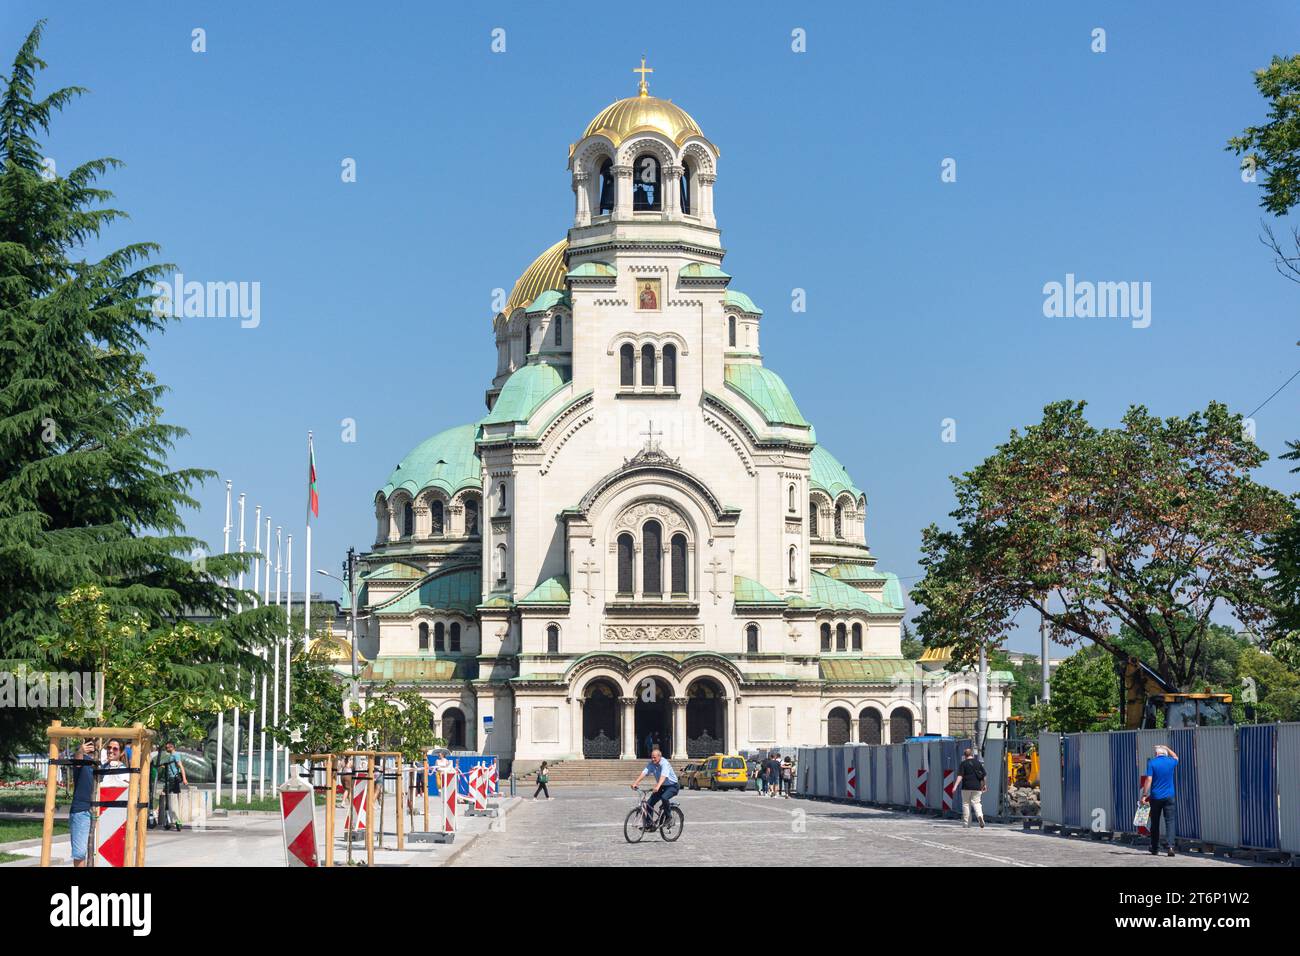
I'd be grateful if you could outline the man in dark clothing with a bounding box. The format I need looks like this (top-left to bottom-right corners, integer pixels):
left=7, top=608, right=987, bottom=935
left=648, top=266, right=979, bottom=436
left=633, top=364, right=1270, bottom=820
left=1142, top=744, right=1179, bottom=857
left=69, top=738, right=98, bottom=867
left=955, top=747, right=986, bottom=828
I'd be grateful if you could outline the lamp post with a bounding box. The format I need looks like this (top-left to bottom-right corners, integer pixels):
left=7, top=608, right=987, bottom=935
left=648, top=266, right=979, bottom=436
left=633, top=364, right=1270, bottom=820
left=316, top=547, right=359, bottom=680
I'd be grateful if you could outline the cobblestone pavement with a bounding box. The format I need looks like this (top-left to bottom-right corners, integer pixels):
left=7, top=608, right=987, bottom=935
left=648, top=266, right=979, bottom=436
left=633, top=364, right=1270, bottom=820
left=453, top=787, right=1252, bottom=867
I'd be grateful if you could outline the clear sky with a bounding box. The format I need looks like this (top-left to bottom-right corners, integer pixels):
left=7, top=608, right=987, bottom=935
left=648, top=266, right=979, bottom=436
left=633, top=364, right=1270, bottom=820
left=5, top=1, right=1298, bottom=653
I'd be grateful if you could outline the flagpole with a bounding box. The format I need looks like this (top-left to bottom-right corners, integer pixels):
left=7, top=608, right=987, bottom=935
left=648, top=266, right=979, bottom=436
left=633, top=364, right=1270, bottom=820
left=272, top=525, right=282, bottom=789
left=216, top=480, right=232, bottom=805
left=305, top=431, right=314, bottom=656
left=233, top=493, right=246, bottom=803
left=245, top=504, right=261, bottom=804
left=285, top=532, right=293, bottom=765
left=259, top=514, right=271, bottom=799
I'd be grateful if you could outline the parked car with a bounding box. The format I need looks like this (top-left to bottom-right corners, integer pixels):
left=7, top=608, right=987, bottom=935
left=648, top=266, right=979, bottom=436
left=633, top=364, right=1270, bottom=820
left=694, top=753, right=748, bottom=791
left=681, top=762, right=703, bottom=789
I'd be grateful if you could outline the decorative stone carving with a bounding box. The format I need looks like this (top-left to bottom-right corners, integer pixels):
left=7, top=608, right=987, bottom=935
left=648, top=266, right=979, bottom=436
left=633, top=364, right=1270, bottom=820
left=603, top=625, right=703, bottom=643
left=615, top=501, right=687, bottom=532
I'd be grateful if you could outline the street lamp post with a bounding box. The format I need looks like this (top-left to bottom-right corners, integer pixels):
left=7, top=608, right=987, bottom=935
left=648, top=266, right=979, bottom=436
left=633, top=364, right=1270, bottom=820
left=316, top=547, right=359, bottom=680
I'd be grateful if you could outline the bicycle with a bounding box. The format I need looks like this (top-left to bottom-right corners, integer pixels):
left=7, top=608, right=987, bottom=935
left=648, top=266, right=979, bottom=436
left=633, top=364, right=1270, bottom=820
left=624, top=787, right=684, bottom=843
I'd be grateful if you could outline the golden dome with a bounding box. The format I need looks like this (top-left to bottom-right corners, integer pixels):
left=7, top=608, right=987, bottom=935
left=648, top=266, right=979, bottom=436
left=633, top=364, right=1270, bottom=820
left=504, top=239, right=567, bottom=315
left=580, top=94, right=704, bottom=149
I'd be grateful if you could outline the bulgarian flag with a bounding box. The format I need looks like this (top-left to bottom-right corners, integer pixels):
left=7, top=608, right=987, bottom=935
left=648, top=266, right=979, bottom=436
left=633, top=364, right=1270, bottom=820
left=307, top=435, right=319, bottom=519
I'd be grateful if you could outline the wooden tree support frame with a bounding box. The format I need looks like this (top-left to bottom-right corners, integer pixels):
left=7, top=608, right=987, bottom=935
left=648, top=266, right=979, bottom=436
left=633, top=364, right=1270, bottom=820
left=337, top=749, right=376, bottom=866
left=40, top=720, right=154, bottom=868
left=371, top=751, right=405, bottom=851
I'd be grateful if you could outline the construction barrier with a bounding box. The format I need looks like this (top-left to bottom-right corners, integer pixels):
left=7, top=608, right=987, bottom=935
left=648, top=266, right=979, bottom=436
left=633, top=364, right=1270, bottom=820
left=279, top=775, right=319, bottom=867
left=427, top=755, right=500, bottom=797
left=1037, top=722, right=1300, bottom=857
left=439, top=769, right=458, bottom=838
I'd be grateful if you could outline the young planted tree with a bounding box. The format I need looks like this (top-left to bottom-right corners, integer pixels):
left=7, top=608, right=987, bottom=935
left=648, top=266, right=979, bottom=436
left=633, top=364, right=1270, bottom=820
left=911, top=401, right=1292, bottom=690
left=0, top=22, right=274, bottom=759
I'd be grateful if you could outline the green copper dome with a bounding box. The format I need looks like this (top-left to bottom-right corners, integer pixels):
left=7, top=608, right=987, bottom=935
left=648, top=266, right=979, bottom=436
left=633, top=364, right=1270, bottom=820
left=380, top=423, right=482, bottom=499
left=810, top=444, right=864, bottom=502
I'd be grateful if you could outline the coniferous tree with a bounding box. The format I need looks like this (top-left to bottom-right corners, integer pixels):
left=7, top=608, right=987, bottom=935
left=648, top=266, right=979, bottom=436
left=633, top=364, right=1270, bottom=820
left=0, top=22, right=276, bottom=761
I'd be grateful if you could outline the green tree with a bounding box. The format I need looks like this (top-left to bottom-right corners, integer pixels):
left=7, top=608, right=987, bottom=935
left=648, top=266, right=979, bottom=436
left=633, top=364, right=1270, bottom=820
left=354, top=682, right=442, bottom=762
left=1237, top=646, right=1300, bottom=722
left=268, top=647, right=353, bottom=758
left=911, top=401, right=1291, bottom=690
left=1044, top=646, right=1120, bottom=733
left=900, top=621, right=923, bottom=660
left=0, top=22, right=273, bottom=760
left=1227, top=55, right=1300, bottom=217
left=1263, top=442, right=1300, bottom=671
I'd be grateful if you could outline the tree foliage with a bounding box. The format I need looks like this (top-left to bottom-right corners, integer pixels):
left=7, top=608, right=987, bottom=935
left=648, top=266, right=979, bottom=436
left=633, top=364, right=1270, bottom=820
left=267, top=647, right=353, bottom=758
left=1042, top=645, right=1121, bottom=733
left=0, top=22, right=272, bottom=759
left=354, top=682, right=443, bottom=762
left=1227, top=55, right=1300, bottom=217
left=912, top=401, right=1292, bottom=690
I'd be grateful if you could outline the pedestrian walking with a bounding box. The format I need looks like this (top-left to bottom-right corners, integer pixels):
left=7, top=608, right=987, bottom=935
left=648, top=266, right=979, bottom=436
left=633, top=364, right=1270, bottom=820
left=781, top=757, right=793, bottom=797
left=157, top=741, right=188, bottom=831
left=534, top=761, right=552, bottom=800
left=68, top=738, right=97, bottom=868
left=765, top=754, right=780, bottom=798
left=755, top=760, right=766, bottom=795
left=1141, top=744, right=1179, bottom=857
left=956, top=747, right=986, bottom=829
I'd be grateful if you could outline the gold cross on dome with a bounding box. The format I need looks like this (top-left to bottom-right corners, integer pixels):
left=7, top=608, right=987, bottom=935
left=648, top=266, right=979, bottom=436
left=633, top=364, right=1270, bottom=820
left=634, top=55, right=653, bottom=96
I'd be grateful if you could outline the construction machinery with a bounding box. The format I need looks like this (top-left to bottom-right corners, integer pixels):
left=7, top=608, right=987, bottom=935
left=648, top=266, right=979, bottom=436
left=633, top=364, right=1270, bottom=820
left=1117, top=656, right=1233, bottom=730
left=985, top=717, right=1038, bottom=787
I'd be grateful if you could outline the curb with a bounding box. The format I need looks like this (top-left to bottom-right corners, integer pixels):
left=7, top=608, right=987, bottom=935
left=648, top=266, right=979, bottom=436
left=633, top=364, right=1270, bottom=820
left=439, top=797, right=524, bottom=867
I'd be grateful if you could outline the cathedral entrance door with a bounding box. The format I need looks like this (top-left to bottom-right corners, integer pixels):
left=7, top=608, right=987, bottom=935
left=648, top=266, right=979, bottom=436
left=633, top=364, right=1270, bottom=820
left=685, top=677, right=727, bottom=757
left=633, top=677, right=672, bottom=758
left=582, top=679, right=620, bottom=759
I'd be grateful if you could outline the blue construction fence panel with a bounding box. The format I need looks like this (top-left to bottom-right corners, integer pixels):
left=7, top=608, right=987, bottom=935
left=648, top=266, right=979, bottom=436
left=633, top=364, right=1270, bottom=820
left=1039, top=733, right=1062, bottom=825
left=1196, top=725, right=1240, bottom=848
left=1238, top=723, right=1279, bottom=850
left=1170, top=728, right=1201, bottom=841
left=1108, top=731, right=1137, bottom=833
left=1063, top=734, right=1081, bottom=827
left=426, top=755, right=497, bottom=796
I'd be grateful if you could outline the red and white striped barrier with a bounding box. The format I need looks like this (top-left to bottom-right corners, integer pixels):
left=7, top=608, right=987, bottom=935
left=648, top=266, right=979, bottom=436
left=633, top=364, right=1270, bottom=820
left=439, top=770, right=457, bottom=836
left=942, top=770, right=956, bottom=812
left=468, top=764, right=487, bottom=814
left=846, top=764, right=857, bottom=800
left=95, top=768, right=129, bottom=867
left=913, top=768, right=928, bottom=809
left=349, top=763, right=368, bottom=831
left=487, top=760, right=499, bottom=796
left=279, top=777, right=319, bottom=867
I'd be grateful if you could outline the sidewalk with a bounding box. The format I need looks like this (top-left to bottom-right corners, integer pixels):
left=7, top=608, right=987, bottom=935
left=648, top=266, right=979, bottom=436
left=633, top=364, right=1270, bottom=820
left=1, top=795, right=520, bottom=867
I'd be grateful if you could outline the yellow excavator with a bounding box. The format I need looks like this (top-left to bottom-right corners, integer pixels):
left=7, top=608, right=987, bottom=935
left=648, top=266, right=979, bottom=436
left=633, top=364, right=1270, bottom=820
left=986, top=717, right=1039, bottom=787
left=1118, top=656, right=1233, bottom=730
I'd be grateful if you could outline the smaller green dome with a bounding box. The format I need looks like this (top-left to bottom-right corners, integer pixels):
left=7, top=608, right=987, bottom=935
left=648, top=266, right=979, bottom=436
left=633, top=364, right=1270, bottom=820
left=380, top=423, right=482, bottom=499
left=482, top=363, right=571, bottom=425
left=810, top=445, right=864, bottom=503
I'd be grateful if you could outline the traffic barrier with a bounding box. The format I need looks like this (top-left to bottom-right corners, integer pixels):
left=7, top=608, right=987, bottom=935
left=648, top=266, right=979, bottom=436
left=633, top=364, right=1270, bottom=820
left=279, top=775, right=319, bottom=867
left=349, top=763, right=368, bottom=832
left=846, top=759, right=857, bottom=800
left=95, top=765, right=130, bottom=867
left=290, top=754, right=337, bottom=866
left=907, top=741, right=927, bottom=808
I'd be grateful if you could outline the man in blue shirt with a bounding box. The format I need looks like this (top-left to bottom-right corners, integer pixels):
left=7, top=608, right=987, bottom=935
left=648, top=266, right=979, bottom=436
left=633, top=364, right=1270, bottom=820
left=1141, top=744, right=1179, bottom=857
left=68, top=738, right=98, bottom=867
left=630, top=745, right=679, bottom=829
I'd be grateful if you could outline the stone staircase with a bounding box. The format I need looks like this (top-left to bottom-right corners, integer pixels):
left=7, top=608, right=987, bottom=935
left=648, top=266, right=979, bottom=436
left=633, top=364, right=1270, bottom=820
left=515, top=759, right=651, bottom=786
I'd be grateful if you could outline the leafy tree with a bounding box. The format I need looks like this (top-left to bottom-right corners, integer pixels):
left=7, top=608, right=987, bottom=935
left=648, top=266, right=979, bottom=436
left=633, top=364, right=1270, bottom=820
left=1263, top=442, right=1300, bottom=671
left=900, top=621, right=923, bottom=660
left=1044, top=646, right=1120, bottom=733
left=354, top=681, right=442, bottom=762
left=268, top=647, right=353, bottom=758
left=912, top=401, right=1291, bottom=690
left=0, top=22, right=273, bottom=760
left=1237, top=646, right=1300, bottom=722
left=1227, top=55, right=1300, bottom=218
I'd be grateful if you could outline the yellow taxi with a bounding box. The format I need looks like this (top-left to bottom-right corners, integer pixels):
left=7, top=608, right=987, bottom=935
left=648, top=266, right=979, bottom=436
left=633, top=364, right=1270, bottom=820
left=692, top=753, right=748, bottom=791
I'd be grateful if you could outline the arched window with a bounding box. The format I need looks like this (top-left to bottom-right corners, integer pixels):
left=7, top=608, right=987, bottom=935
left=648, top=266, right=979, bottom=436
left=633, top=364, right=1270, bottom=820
left=430, top=499, right=444, bottom=535
left=620, top=343, right=634, bottom=387
left=809, top=500, right=819, bottom=537
left=852, top=622, right=863, bottom=651
left=497, top=483, right=507, bottom=512
left=434, top=622, right=445, bottom=652
left=495, top=544, right=507, bottom=584
left=728, top=315, right=736, bottom=348
left=788, top=484, right=796, bottom=513
left=835, top=502, right=844, bottom=538
left=554, top=315, right=562, bottom=348
left=662, top=344, right=676, bottom=388
left=464, top=497, right=479, bottom=536
left=836, top=623, right=847, bottom=652
left=418, top=622, right=429, bottom=650
left=632, top=153, right=660, bottom=210
left=670, top=533, right=688, bottom=595
left=640, top=343, right=656, bottom=387
left=450, top=622, right=461, bottom=652
left=788, top=546, right=798, bottom=585
left=745, top=623, right=759, bottom=654
left=524, top=322, right=531, bottom=354
left=598, top=158, right=615, bottom=215
left=546, top=624, right=559, bottom=654
left=643, top=520, right=662, bottom=595
left=617, top=533, right=635, bottom=594
left=680, top=163, right=692, bottom=215
left=403, top=502, right=414, bottom=537
left=820, top=623, right=831, bottom=652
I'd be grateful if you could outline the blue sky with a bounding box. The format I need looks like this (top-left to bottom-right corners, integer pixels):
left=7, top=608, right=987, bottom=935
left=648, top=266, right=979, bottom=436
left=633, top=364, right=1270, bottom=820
left=5, top=1, right=1299, bottom=653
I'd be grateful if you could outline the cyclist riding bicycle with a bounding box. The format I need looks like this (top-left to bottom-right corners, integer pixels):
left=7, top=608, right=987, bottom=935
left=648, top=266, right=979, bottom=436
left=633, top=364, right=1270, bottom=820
left=630, top=744, right=678, bottom=828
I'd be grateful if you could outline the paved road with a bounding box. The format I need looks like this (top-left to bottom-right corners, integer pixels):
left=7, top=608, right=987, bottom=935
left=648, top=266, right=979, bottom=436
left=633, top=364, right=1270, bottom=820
left=453, top=787, right=1250, bottom=867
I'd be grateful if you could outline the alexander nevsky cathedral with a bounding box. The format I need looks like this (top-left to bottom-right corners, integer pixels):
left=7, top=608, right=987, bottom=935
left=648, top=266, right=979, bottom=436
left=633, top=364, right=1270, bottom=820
left=350, top=63, right=1007, bottom=768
